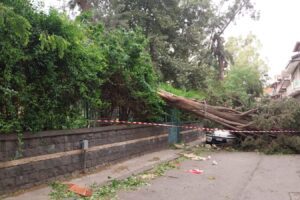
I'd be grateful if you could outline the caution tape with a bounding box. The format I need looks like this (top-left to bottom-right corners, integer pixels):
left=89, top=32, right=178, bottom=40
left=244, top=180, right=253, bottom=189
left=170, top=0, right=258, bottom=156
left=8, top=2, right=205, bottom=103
left=93, top=119, right=300, bottom=134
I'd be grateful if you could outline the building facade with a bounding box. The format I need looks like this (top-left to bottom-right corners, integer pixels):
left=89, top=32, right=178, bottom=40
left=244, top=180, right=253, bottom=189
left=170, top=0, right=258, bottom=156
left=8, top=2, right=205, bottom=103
left=271, top=42, right=300, bottom=100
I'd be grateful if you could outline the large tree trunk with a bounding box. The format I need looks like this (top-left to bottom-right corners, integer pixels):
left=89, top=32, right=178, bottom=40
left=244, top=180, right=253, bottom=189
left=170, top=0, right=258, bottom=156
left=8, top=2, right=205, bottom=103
left=158, top=90, right=257, bottom=130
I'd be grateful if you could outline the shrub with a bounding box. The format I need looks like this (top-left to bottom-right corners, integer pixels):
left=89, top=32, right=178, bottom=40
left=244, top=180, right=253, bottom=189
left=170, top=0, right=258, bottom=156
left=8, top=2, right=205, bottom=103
left=238, top=134, right=300, bottom=154
left=0, top=1, right=162, bottom=133
left=253, top=98, right=300, bottom=131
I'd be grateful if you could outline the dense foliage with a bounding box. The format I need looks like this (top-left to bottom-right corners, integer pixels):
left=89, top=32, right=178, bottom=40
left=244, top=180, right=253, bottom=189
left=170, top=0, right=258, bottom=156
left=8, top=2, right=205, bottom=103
left=69, top=0, right=259, bottom=89
left=254, top=98, right=300, bottom=131
left=99, top=28, right=163, bottom=121
left=233, top=98, right=300, bottom=154
left=0, top=1, right=161, bottom=133
left=4, top=0, right=298, bottom=136
left=239, top=134, right=300, bottom=154
left=204, top=34, right=267, bottom=109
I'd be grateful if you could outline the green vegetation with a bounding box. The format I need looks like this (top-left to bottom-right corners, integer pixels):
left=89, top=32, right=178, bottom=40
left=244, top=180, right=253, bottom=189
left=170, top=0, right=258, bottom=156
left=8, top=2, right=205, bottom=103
left=90, top=177, right=147, bottom=200
left=159, top=83, right=206, bottom=100
left=152, top=159, right=179, bottom=176
left=50, top=177, right=146, bottom=200
left=99, top=28, right=163, bottom=121
left=0, top=0, right=263, bottom=134
left=69, top=0, right=259, bottom=88
left=239, top=134, right=300, bottom=154
left=224, top=34, right=268, bottom=108
left=204, top=34, right=268, bottom=109
left=235, top=98, right=300, bottom=154
left=49, top=182, right=77, bottom=200
left=49, top=158, right=183, bottom=200
left=2, top=0, right=300, bottom=140
left=0, top=1, right=162, bottom=133
left=1, top=1, right=104, bottom=133
left=254, top=98, right=300, bottom=131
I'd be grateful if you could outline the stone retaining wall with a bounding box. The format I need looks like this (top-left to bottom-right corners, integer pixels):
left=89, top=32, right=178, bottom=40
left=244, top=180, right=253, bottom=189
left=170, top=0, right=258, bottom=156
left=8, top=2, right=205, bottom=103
left=0, top=124, right=201, bottom=194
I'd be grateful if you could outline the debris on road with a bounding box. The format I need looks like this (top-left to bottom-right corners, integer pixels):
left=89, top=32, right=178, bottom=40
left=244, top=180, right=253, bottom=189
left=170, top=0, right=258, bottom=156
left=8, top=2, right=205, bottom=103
left=182, top=153, right=207, bottom=161
left=186, top=169, right=204, bottom=175
left=192, top=156, right=207, bottom=161
left=140, top=174, right=156, bottom=180
left=166, top=175, right=179, bottom=179
left=66, top=183, right=92, bottom=197
left=212, top=160, right=218, bottom=165
left=175, top=163, right=181, bottom=167
left=174, top=144, right=185, bottom=149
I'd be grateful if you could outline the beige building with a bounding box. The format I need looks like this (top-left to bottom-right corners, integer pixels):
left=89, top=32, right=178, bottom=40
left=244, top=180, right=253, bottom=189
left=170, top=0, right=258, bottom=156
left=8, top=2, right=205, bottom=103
left=271, top=42, right=300, bottom=99
left=286, top=42, right=300, bottom=99
left=270, top=71, right=290, bottom=98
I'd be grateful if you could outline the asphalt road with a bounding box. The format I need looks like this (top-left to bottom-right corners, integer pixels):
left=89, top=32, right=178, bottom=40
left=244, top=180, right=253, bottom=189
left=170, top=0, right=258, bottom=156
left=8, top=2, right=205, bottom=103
left=118, top=152, right=300, bottom=200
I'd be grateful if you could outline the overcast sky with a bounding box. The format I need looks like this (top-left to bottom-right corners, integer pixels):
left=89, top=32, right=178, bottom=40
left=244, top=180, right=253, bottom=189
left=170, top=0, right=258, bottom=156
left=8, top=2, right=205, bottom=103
left=224, top=0, right=300, bottom=78
left=44, top=0, right=300, bottom=78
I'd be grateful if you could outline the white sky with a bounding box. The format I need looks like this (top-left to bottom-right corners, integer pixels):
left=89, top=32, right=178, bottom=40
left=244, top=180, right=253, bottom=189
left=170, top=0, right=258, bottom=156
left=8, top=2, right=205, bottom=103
left=224, top=0, right=300, bottom=78
left=44, top=0, right=300, bottom=78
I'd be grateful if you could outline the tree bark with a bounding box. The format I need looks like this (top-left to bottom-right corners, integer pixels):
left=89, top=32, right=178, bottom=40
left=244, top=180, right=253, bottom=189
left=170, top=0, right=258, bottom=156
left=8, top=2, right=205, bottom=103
left=158, top=90, right=257, bottom=130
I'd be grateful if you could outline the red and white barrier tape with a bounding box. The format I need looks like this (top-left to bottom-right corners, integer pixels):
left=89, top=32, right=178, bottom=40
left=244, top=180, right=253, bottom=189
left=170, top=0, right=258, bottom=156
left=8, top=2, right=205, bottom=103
left=93, top=119, right=299, bottom=134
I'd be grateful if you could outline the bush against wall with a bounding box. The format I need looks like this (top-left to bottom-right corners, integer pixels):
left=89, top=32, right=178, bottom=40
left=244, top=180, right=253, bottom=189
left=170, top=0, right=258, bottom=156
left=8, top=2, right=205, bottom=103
left=0, top=1, right=162, bottom=133
left=98, top=28, right=163, bottom=121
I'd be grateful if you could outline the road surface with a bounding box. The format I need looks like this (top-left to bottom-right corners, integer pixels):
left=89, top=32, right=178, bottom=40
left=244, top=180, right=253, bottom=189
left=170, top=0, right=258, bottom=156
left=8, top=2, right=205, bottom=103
left=118, top=152, right=300, bottom=200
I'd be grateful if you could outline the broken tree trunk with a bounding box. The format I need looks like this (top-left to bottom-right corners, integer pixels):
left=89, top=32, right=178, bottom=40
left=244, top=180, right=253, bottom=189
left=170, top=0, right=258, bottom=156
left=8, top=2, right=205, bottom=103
left=158, top=90, right=257, bottom=130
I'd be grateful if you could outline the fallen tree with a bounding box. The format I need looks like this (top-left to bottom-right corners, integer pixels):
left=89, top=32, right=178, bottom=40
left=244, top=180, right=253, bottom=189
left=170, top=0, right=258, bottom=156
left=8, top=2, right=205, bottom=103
left=158, top=90, right=300, bottom=135
left=158, top=90, right=257, bottom=130
left=158, top=91, right=300, bottom=153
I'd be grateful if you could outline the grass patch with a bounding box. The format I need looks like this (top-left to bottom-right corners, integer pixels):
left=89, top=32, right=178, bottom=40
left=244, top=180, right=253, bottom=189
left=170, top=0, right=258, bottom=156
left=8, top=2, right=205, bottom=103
left=49, top=145, right=211, bottom=200
left=49, top=182, right=77, bottom=200
left=151, top=159, right=179, bottom=176
left=91, top=176, right=147, bottom=200
left=50, top=176, right=146, bottom=200
left=49, top=157, right=186, bottom=200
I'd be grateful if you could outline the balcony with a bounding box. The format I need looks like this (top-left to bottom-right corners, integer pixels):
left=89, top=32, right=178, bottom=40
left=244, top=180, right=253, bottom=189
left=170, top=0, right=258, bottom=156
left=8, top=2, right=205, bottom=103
left=287, top=79, right=300, bottom=97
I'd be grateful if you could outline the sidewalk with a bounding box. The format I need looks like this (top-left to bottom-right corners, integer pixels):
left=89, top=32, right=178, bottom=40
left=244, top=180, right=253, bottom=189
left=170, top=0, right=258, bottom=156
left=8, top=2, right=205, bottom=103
left=5, top=139, right=203, bottom=200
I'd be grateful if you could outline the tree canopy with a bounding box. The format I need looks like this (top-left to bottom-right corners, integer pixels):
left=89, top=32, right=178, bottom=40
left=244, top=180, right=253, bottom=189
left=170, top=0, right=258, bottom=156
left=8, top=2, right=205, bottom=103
left=0, top=0, right=162, bottom=133
left=223, top=34, right=268, bottom=107
left=68, top=0, right=259, bottom=88
left=0, top=0, right=279, bottom=134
